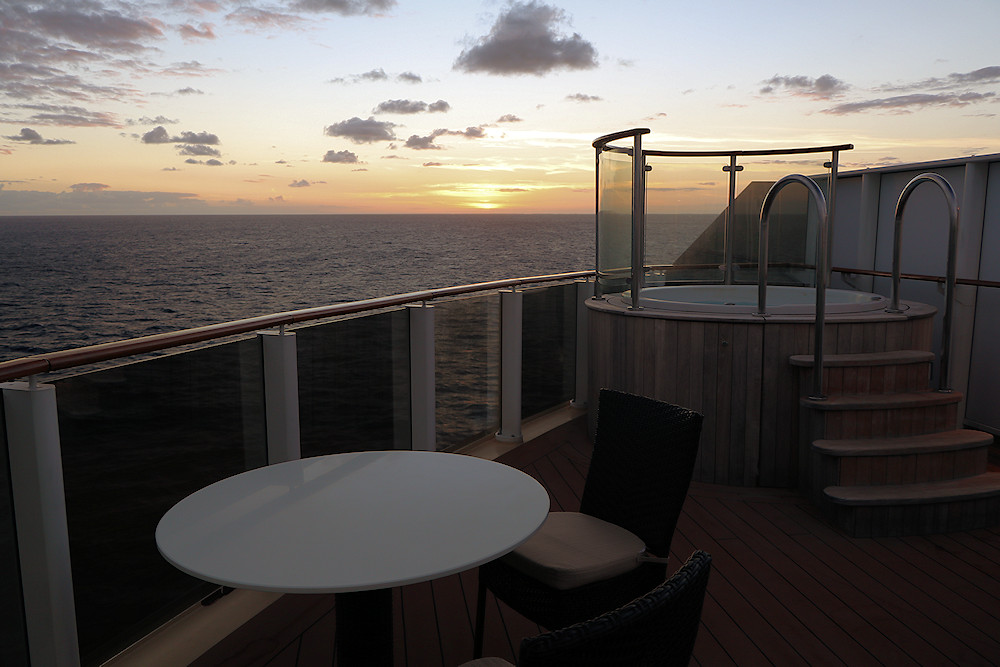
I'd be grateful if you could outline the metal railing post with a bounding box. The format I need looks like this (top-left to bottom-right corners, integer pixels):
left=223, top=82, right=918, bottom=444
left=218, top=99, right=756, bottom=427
left=889, top=173, right=959, bottom=392
left=722, top=155, right=743, bottom=285
left=571, top=279, right=592, bottom=408
left=2, top=380, right=81, bottom=667
left=496, top=289, right=523, bottom=442
left=261, top=328, right=301, bottom=463
left=408, top=303, right=436, bottom=451
left=630, top=133, right=646, bottom=310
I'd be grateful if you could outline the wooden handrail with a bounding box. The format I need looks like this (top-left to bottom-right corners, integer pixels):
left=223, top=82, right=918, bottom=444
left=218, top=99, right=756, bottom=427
left=0, top=271, right=594, bottom=382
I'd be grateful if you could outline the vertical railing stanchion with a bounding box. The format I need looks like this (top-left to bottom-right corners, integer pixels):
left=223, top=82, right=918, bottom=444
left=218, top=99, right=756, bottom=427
left=630, top=133, right=646, bottom=310
left=571, top=279, right=592, bottom=408
left=2, top=380, right=81, bottom=667
left=261, top=328, right=301, bottom=463
left=408, top=302, right=436, bottom=451
left=496, top=288, right=523, bottom=442
left=722, top=154, right=743, bottom=285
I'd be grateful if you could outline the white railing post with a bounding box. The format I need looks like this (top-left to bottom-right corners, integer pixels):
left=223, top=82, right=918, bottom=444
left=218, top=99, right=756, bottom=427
left=2, top=380, right=81, bottom=667
left=408, top=303, right=436, bottom=451
left=572, top=280, right=592, bottom=408
left=496, top=289, right=523, bottom=442
left=261, top=330, right=301, bottom=463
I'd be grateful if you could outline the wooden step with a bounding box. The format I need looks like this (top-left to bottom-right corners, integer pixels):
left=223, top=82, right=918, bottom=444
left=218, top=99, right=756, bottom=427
left=823, top=472, right=1000, bottom=536
left=825, top=473, right=1000, bottom=506
left=793, top=351, right=934, bottom=395
left=790, top=350, right=935, bottom=368
left=813, top=429, right=993, bottom=457
left=802, top=391, right=960, bottom=411
left=810, top=430, right=993, bottom=487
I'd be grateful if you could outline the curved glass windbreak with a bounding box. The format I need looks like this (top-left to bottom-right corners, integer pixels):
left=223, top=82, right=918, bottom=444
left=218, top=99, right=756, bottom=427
left=596, top=149, right=634, bottom=296
left=644, top=155, right=729, bottom=285
left=736, top=155, right=832, bottom=286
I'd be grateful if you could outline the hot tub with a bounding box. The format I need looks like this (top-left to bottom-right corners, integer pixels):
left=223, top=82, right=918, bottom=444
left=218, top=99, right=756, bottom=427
left=631, top=285, right=888, bottom=315
left=587, top=286, right=936, bottom=488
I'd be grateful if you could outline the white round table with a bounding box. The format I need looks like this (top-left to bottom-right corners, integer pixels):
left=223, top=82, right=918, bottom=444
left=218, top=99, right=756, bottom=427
left=156, top=450, right=549, bottom=664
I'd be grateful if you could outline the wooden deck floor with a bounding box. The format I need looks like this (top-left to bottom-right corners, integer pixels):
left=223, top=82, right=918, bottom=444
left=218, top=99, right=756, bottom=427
left=192, top=416, right=1000, bottom=666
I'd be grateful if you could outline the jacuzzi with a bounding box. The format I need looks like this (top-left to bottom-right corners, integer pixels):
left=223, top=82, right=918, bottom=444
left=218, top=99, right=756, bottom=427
left=631, top=284, right=889, bottom=315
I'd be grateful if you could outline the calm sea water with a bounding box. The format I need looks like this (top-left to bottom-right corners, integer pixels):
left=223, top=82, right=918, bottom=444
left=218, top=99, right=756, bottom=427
left=0, top=213, right=712, bottom=361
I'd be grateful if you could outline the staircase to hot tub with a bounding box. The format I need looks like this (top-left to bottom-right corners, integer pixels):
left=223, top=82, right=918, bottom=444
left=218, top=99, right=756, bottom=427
left=793, top=350, right=1000, bottom=537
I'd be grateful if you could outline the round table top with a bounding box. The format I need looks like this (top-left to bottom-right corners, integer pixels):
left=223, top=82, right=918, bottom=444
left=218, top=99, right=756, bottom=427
left=155, top=450, right=549, bottom=593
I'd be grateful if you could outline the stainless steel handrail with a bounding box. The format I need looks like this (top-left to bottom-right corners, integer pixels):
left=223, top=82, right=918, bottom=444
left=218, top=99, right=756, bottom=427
left=888, top=173, right=959, bottom=392
left=759, top=175, right=830, bottom=400
left=0, top=271, right=594, bottom=382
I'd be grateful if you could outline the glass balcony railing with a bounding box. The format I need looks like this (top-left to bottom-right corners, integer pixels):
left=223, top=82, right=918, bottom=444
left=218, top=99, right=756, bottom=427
left=0, top=273, right=590, bottom=665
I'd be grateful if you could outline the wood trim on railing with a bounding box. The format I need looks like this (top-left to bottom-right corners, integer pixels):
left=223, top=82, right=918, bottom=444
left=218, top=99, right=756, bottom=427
left=0, top=271, right=594, bottom=382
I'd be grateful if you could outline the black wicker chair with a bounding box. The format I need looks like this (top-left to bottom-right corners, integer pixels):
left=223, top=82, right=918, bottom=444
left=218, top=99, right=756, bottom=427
left=463, top=550, right=712, bottom=667
left=473, top=389, right=704, bottom=657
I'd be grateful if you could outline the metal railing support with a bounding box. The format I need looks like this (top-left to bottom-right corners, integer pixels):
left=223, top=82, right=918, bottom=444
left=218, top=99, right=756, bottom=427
left=759, top=175, right=830, bottom=400
left=2, top=380, right=81, bottom=667
left=408, top=303, right=436, bottom=451
left=261, top=329, right=301, bottom=463
left=722, top=155, right=743, bottom=284
left=889, top=173, right=959, bottom=392
left=496, top=289, right=523, bottom=442
left=630, top=133, right=647, bottom=310
left=571, top=279, right=592, bottom=408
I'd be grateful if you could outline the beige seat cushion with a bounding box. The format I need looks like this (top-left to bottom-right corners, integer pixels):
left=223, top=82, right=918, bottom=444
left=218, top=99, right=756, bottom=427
left=501, top=512, right=645, bottom=590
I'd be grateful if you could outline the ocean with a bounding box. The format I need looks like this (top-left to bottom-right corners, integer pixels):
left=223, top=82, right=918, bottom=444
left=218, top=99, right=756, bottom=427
left=0, top=213, right=712, bottom=362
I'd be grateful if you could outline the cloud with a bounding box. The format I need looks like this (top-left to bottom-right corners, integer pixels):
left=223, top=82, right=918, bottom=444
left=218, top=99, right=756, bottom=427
left=291, top=0, right=396, bottom=16
left=11, top=103, right=122, bottom=128
left=397, top=71, right=422, bottom=83
left=322, top=149, right=360, bottom=163
left=184, top=157, right=224, bottom=166
left=69, top=183, right=109, bottom=192
left=823, top=91, right=996, bottom=115
left=454, top=1, right=598, bottom=76
left=324, top=116, right=397, bottom=143
left=178, top=144, right=222, bottom=157
left=179, top=23, right=215, bottom=40
left=372, top=99, right=450, bottom=115
left=289, top=179, right=311, bottom=187
left=404, top=126, right=487, bottom=150
left=496, top=114, right=523, bottom=122
left=4, top=128, right=74, bottom=145
left=760, top=74, right=849, bottom=99
left=566, top=93, right=602, bottom=102
left=423, top=162, right=443, bottom=166
left=141, top=126, right=220, bottom=145
left=882, top=65, right=1000, bottom=93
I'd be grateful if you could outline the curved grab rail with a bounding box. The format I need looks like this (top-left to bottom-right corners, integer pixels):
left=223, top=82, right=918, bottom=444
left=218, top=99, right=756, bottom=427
left=759, top=175, right=830, bottom=400
left=0, top=270, right=594, bottom=383
left=592, top=127, right=650, bottom=151
left=889, top=173, right=959, bottom=392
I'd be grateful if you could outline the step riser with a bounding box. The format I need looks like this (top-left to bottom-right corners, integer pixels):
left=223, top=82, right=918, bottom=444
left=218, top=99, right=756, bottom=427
left=814, top=448, right=989, bottom=487
left=818, top=404, right=958, bottom=439
left=829, top=496, right=1000, bottom=538
left=802, top=362, right=932, bottom=395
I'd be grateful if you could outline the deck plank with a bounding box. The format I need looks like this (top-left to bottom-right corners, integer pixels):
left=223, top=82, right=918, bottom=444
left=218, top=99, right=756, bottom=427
left=190, top=415, right=1000, bottom=666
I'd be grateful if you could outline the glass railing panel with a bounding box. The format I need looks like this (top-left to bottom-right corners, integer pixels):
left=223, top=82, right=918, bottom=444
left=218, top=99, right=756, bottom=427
left=596, top=149, right=634, bottom=296
left=734, top=155, right=831, bottom=286
left=434, top=293, right=500, bottom=451
left=644, top=155, right=729, bottom=284
left=295, top=309, right=411, bottom=457
left=0, top=404, right=29, bottom=667
left=53, top=337, right=267, bottom=665
left=522, top=282, right=577, bottom=417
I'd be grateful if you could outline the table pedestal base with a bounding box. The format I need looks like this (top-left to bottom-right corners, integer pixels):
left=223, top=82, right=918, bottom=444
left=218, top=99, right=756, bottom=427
left=335, top=589, right=393, bottom=666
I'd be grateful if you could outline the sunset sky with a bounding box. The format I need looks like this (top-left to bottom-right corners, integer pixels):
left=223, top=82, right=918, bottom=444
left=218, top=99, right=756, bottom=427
left=1, top=0, right=998, bottom=215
